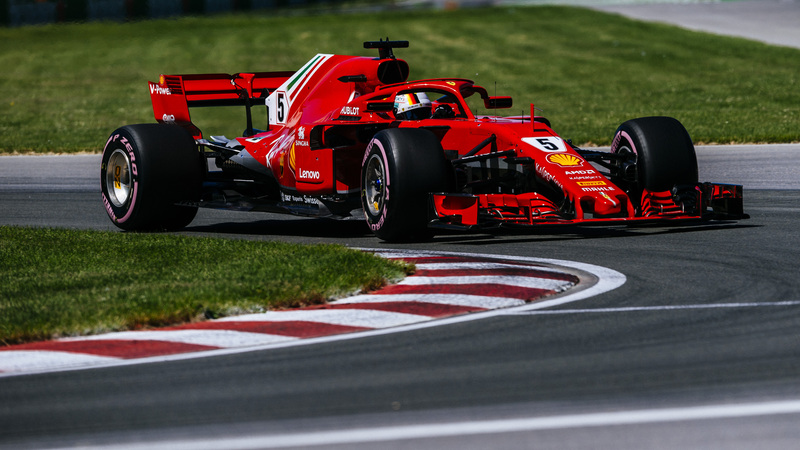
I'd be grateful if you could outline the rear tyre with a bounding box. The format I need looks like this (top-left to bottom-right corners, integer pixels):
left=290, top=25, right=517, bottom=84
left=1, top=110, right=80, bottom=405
left=361, top=128, right=452, bottom=242
left=610, top=116, right=698, bottom=196
left=101, top=124, right=202, bottom=231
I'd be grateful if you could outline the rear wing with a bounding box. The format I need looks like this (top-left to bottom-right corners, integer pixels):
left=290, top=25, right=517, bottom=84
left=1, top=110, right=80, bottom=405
left=149, top=71, right=294, bottom=138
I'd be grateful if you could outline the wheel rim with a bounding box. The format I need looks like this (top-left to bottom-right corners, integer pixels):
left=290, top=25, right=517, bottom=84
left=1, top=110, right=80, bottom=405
left=105, top=149, right=132, bottom=207
left=614, top=144, right=638, bottom=185
left=364, top=154, right=386, bottom=216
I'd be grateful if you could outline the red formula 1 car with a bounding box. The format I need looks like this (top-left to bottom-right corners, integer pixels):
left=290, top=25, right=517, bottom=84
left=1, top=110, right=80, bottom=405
left=101, top=40, right=746, bottom=241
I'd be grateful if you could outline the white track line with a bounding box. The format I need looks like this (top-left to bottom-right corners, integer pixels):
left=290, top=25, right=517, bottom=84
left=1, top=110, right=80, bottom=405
left=60, top=399, right=800, bottom=450
left=505, top=300, right=800, bottom=315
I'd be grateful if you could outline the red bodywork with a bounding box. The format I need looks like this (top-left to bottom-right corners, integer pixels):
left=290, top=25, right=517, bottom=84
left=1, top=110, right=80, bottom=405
left=147, top=41, right=745, bottom=231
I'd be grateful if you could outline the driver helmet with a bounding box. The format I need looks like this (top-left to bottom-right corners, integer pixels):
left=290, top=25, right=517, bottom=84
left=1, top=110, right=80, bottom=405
left=393, top=92, right=432, bottom=120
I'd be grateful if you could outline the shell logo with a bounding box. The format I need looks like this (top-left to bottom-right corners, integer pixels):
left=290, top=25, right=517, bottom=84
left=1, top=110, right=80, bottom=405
left=547, top=153, right=583, bottom=167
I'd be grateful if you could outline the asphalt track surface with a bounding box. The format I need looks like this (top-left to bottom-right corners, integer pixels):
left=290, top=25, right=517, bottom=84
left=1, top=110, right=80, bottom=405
left=2, top=143, right=800, bottom=448
left=589, top=0, right=800, bottom=50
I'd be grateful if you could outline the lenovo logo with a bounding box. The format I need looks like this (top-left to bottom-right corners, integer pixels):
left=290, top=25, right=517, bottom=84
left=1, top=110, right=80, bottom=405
left=298, top=168, right=320, bottom=180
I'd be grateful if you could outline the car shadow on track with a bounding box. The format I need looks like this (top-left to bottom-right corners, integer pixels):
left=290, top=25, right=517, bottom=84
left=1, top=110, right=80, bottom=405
left=430, top=221, right=760, bottom=246
left=182, top=215, right=759, bottom=247
left=185, top=217, right=375, bottom=239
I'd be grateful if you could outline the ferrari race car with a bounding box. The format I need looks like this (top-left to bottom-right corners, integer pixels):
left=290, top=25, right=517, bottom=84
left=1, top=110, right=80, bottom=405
left=101, top=40, right=746, bottom=241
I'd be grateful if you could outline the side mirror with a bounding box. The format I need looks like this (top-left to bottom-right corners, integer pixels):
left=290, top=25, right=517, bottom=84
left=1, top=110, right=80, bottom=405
left=484, top=96, right=513, bottom=109
left=365, top=101, right=395, bottom=112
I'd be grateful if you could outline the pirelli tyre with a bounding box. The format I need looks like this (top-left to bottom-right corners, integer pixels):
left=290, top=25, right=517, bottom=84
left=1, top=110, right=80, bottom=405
left=610, top=116, right=698, bottom=195
left=361, top=128, right=452, bottom=242
left=101, top=124, right=202, bottom=231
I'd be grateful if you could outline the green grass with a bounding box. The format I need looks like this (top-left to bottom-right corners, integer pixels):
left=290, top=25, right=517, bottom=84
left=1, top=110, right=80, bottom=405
left=0, top=6, right=798, bottom=153
left=0, top=227, right=411, bottom=345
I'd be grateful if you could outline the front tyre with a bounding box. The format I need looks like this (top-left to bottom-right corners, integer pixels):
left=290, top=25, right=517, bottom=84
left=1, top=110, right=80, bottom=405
left=101, top=124, right=202, bottom=231
left=361, top=128, right=452, bottom=242
left=611, top=116, right=698, bottom=195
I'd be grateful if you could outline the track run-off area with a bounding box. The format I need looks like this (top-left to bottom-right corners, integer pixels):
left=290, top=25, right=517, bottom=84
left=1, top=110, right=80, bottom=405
left=1, top=145, right=800, bottom=449
left=0, top=250, right=624, bottom=377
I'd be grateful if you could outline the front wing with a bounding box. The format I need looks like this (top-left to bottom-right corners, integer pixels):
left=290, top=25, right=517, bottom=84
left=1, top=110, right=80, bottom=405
left=430, top=183, right=747, bottom=229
